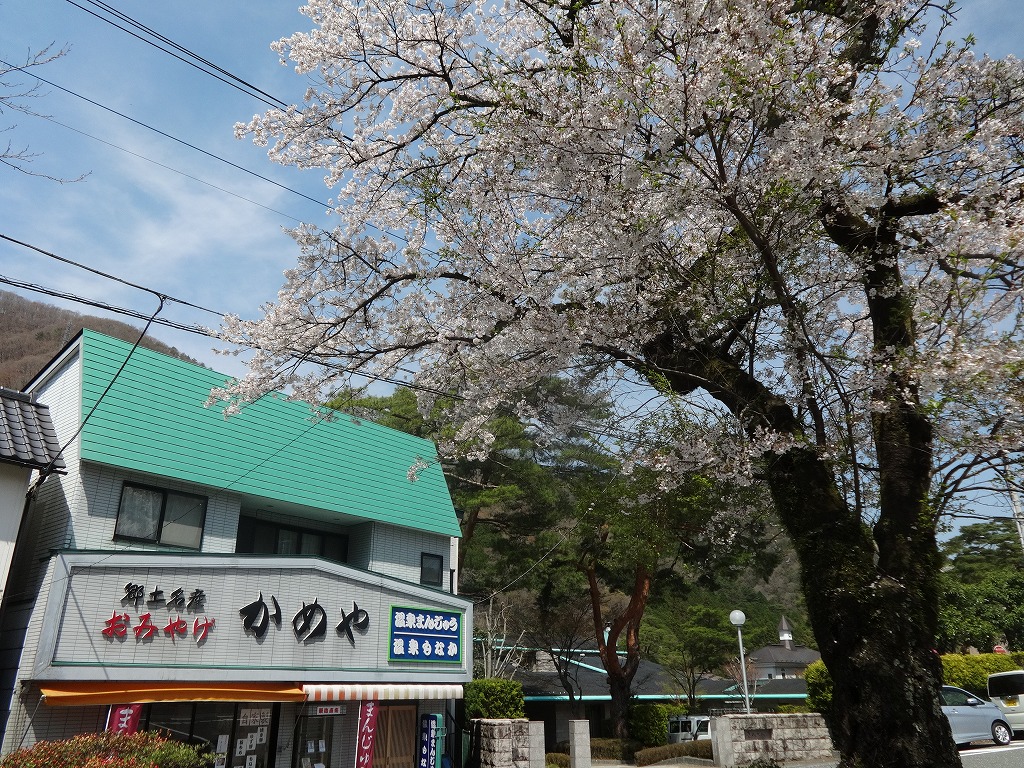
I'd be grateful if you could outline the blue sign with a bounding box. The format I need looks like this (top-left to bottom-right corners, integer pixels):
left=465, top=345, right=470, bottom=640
left=389, top=606, right=462, bottom=663
left=418, top=713, right=443, bottom=768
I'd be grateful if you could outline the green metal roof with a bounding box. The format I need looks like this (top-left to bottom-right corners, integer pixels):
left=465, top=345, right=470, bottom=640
left=72, top=330, right=460, bottom=537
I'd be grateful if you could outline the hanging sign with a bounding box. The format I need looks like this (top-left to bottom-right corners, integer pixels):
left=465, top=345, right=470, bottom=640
left=106, top=703, right=143, bottom=734
left=354, top=701, right=380, bottom=768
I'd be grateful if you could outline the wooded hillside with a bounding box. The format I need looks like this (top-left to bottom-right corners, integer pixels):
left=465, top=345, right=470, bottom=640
left=0, top=290, right=201, bottom=390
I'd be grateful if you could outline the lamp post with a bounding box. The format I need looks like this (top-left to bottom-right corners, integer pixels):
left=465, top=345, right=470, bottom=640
left=729, top=609, right=751, bottom=714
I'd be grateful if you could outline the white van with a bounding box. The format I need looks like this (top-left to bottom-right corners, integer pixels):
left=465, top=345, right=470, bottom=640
left=667, top=715, right=710, bottom=743
left=987, top=670, right=1024, bottom=736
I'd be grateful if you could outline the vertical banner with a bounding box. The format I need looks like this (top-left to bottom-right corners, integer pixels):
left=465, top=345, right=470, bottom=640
left=355, top=701, right=379, bottom=768
left=418, top=714, right=442, bottom=768
left=106, top=703, right=143, bottom=734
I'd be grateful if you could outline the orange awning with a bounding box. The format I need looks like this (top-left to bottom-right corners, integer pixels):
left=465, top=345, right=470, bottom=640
left=39, top=681, right=307, bottom=706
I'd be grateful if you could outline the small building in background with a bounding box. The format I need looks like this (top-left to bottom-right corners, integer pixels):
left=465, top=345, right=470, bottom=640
left=748, top=617, right=820, bottom=680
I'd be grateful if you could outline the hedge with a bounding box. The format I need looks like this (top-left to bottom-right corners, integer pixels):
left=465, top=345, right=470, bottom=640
left=805, top=652, right=1024, bottom=713
left=941, top=652, right=1024, bottom=695
left=0, top=732, right=212, bottom=768
left=634, top=740, right=713, bottom=765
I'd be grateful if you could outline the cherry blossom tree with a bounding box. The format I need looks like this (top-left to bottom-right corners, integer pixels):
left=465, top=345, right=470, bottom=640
left=219, top=0, right=1024, bottom=764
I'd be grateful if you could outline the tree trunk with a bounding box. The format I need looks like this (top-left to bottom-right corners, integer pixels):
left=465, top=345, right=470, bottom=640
left=586, top=562, right=648, bottom=740
left=638, top=326, right=962, bottom=767
left=767, top=445, right=960, bottom=768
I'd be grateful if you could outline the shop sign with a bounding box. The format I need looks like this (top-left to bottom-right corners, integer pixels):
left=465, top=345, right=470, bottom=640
left=389, top=606, right=462, bottom=663
left=101, top=582, right=215, bottom=645
left=418, top=713, right=443, bottom=768
left=106, top=703, right=143, bottom=734
left=315, top=705, right=346, bottom=716
left=355, top=701, right=380, bottom=768
left=99, top=581, right=374, bottom=648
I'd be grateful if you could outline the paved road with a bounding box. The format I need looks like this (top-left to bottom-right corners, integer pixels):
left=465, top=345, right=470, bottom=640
left=959, top=741, right=1024, bottom=768
left=599, top=740, right=1024, bottom=767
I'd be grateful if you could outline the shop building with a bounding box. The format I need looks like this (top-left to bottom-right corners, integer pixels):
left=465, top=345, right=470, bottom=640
left=0, top=330, right=472, bottom=768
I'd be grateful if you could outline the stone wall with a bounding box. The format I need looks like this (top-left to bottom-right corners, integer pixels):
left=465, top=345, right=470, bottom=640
left=475, top=719, right=532, bottom=768
left=711, top=713, right=836, bottom=767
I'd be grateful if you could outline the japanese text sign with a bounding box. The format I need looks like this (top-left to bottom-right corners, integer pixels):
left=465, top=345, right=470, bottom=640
left=389, top=606, right=462, bottom=663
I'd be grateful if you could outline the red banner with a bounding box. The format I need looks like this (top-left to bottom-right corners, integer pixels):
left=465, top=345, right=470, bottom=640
left=106, top=703, right=143, bottom=734
left=354, top=701, right=380, bottom=768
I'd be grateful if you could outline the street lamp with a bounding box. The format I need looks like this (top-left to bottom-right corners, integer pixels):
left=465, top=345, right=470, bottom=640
left=729, top=609, right=751, bottom=714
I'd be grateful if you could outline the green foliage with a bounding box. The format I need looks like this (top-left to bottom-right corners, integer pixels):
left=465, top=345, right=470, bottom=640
left=544, top=755, right=569, bottom=768
left=804, top=659, right=833, bottom=715
left=634, top=740, right=713, bottom=766
left=743, top=759, right=782, bottom=768
left=0, top=731, right=212, bottom=768
left=941, top=652, right=1024, bottom=693
left=937, top=570, right=1024, bottom=653
left=941, top=520, right=1024, bottom=583
left=464, top=678, right=526, bottom=719
left=776, top=704, right=810, bottom=714
left=588, top=738, right=642, bottom=760
left=627, top=703, right=685, bottom=746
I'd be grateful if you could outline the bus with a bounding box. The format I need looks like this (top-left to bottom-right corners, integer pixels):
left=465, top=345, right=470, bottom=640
left=987, top=670, right=1024, bottom=736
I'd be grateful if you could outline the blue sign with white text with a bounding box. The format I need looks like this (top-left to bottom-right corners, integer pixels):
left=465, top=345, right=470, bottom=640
left=389, top=606, right=462, bottom=663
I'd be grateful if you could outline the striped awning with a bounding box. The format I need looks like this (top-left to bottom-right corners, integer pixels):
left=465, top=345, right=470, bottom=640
left=303, top=684, right=463, bottom=702
left=40, top=681, right=307, bottom=706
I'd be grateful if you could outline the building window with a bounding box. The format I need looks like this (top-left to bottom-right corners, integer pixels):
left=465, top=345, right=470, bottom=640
left=420, top=553, right=443, bottom=587
left=236, top=516, right=348, bottom=564
left=114, top=483, right=206, bottom=549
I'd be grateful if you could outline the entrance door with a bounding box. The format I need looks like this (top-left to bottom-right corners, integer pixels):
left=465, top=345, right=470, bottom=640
left=373, top=705, right=417, bottom=768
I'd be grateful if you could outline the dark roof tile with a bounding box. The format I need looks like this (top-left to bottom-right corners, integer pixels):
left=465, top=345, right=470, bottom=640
left=0, top=388, right=64, bottom=471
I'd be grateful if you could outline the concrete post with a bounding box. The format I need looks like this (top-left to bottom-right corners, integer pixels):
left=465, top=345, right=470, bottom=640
left=528, top=721, right=545, bottom=768
left=568, top=720, right=591, bottom=768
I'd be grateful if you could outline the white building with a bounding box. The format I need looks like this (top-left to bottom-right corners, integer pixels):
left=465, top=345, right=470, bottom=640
left=0, top=331, right=471, bottom=768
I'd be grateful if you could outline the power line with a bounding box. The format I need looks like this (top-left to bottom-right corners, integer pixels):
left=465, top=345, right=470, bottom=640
left=0, top=58, right=331, bottom=212
left=0, top=274, right=212, bottom=336
left=0, top=233, right=220, bottom=316
left=65, top=0, right=289, bottom=111
left=35, top=113, right=304, bottom=223
left=1, top=59, right=439, bottom=255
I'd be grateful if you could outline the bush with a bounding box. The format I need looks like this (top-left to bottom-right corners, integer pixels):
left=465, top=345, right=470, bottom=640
left=743, top=759, right=781, bottom=768
left=804, top=659, right=832, bottom=716
left=464, top=678, right=526, bottom=719
left=627, top=702, right=685, bottom=747
left=803, top=653, right=1024, bottom=716
left=0, top=731, right=212, bottom=768
left=545, top=753, right=569, bottom=768
left=776, top=704, right=810, bottom=714
left=634, top=739, right=713, bottom=765
left=941, top=653, right=1024, bottom=695
left=589, top=738, right=642, bottom=761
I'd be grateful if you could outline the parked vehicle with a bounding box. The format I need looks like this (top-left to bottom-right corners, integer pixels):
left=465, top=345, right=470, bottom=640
left=667, top=715, right=711, bottom=743
left=940, top=685, right=1013, bottom=746
left=988, top=670, right=1024, bottom=736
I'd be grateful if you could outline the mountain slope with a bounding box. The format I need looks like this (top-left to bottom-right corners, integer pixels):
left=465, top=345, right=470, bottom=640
left=0, top=291, right=203, bottom=390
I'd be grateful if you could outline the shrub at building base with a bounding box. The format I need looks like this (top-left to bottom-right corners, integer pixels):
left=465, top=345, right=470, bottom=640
left=0, top=731, right=212, bottom=768
left=545, top=753, right=570, bottom=768
left=464, top=678, right=526, bottom=719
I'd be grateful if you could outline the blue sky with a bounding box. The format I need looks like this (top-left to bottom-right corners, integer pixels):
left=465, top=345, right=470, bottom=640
left=0, top=0, right=1022, bottom=382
